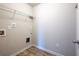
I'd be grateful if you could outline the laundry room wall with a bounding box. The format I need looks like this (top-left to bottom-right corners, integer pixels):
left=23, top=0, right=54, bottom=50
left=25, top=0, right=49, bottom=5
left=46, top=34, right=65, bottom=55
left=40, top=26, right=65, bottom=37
left=33, top=3, right=76, bottom=56
left=0, top=3, right=33, bottom=55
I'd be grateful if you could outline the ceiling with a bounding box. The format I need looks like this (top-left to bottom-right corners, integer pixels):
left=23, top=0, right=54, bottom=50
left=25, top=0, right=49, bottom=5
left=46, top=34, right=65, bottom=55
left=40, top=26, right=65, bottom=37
left=28, top=3, right=40, bottom=7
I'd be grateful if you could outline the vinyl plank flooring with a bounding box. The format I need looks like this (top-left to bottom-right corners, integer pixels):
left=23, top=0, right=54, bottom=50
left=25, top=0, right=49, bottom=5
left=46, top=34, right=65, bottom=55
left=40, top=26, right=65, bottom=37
left=16, top=46, right=55, bottom=56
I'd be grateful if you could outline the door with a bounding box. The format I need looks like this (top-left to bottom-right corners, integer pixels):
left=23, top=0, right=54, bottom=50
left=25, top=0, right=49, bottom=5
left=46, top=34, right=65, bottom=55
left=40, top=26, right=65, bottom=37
left=76, top=3, right=79, bottom=56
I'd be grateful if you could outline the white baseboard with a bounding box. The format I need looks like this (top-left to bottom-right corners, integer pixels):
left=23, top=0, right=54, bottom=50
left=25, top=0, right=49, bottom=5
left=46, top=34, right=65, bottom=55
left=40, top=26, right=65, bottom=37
left=10, top=44, right=64, bottom=56
left=10, top=44, right=32, bottom=56
left=32, top=44, right=64, bottom=56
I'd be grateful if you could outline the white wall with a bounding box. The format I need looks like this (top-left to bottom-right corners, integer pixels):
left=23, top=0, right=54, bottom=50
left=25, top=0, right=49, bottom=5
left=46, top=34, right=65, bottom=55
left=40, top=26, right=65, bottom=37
left=33, top=3, right=76, bottom=56
left=0, top=3, right=33, bottom=55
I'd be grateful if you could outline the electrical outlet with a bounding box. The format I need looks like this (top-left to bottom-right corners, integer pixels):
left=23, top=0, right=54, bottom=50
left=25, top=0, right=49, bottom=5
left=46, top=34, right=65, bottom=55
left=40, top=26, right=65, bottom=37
left=11, top=23, right=16, bottom=28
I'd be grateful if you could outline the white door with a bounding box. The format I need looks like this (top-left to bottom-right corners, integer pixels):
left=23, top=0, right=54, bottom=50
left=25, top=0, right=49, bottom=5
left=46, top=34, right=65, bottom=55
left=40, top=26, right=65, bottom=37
left=76, top=3, right=79, bottom=56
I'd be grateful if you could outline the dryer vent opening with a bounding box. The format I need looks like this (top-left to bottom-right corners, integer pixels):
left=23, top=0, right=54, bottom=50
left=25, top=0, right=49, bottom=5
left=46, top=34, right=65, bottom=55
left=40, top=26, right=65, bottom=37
left=26, top=37, right=30, bottom=43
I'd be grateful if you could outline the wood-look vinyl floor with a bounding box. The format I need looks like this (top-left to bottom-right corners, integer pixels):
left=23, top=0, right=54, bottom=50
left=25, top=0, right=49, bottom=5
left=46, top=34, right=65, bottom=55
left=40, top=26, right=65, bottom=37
left=16, top=46, right=55, bottom=56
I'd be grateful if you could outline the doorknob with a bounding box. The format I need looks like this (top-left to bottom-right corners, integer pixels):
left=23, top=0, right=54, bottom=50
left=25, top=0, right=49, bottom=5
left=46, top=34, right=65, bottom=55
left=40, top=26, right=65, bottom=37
left=73, top=40, right=79, bottom=44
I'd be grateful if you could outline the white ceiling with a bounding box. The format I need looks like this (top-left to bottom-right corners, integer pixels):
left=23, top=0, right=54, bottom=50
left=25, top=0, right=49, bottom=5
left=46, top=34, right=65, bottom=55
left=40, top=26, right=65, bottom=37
left=28, top=3, right=40, bottom=7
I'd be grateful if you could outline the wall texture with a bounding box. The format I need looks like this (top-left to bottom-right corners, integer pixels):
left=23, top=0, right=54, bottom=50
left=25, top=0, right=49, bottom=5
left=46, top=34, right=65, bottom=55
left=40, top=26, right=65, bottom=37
left=0, top=3, right=33, bottom=55
left=33, top=3, right=76, bottom=56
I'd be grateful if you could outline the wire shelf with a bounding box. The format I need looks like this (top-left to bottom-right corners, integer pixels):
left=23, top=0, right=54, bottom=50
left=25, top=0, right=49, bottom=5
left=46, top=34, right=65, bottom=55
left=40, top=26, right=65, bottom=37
left=0, top=6, right=33, bottom=20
